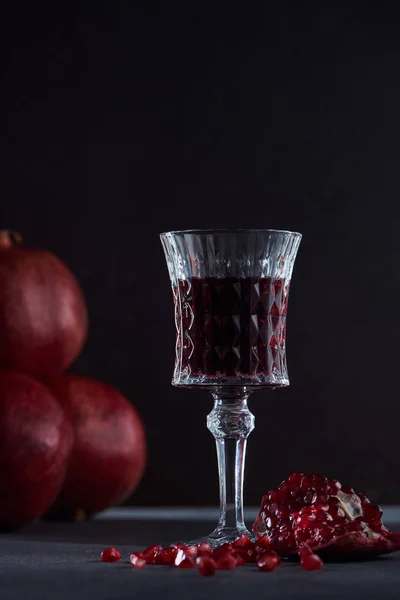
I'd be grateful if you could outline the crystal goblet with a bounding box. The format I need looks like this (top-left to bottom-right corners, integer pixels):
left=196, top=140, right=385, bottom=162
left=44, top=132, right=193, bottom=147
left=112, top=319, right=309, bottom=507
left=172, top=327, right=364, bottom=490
left=160, top=229, right=301, bottom=547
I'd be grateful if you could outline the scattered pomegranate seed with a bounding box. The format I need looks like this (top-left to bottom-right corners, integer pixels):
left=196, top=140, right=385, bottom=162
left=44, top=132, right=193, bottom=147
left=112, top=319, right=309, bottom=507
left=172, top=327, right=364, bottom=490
left=233, top=535, right=253, bottom=549
left=197, top=542, right=212, bottom=556
left=101, top=547, right=121, bottom=562
left=184, top=545, right=198, bottom=560
left=155, top=547, right=176, bottom=565
left=234, top=546, right=257, bottom=563
left=197, top=556, right=217, bottom=576
left=143, top=544, right=162, bottom=563
left=174, top=548, right=195, bottom=568
left=235, top=554, right=246, bottom=567
left=130, top=551, right=144, bottom=560
left=255, top=535, right=271, bottom=554
left=257, top=551, right=281, bottom=572
left=301, top=552, right=323, bottom=571
left=298, top=546, right=313, bottom=560
left=172, top=543, right=186, bottom=550
left=212, top=543, right=233, bottom=560
left=130, top=553, right=147, bottom=569
left=216, top=553, right=237, bottom=570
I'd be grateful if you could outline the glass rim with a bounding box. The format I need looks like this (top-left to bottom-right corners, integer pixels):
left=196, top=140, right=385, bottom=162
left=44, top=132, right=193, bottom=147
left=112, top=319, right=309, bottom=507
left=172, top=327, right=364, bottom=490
left=160, top=228, right=302, bottom=238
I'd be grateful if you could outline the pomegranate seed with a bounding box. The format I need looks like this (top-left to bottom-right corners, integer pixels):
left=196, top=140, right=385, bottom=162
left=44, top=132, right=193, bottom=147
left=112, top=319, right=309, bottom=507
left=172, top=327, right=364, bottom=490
left=234, top=547, right=257, bottom=563
left=216, top=553, right=237, bottom=570
left=130, top=553, right=146, bottom=569
left=257, top=551, right=281, bottom=572
left=155, top=547, right=176, bottom=565
left=174, top=549, right=195, bottom=568
left=169, top=546, right=180, bottom=559
left=233, top=535, right=253, bottom=549
left=301, top=553, right=323, bottom=571
left=101, top=547, right=121, bottom=562
left=298, top=546, right=313, bottom=560
left=197, top=542, right=212, bottom=556
left=143, top=544, right=162, bottom=563
left=184, top=545, right=198, bottom=560
left=255, top=535, right=271, bottom=554
left=197, top=556, right=216, bottom=576
left=235, top=554, right=246, bottom=567
left=212, top=543, right=233, bottom=560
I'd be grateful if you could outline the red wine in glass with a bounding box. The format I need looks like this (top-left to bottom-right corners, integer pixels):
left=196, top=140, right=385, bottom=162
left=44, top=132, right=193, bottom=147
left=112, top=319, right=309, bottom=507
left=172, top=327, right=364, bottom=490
left=175, top=276, right=290, bottom=386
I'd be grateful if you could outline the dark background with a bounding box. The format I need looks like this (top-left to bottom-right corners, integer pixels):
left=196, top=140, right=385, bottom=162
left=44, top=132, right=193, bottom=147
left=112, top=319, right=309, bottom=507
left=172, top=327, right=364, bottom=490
left=1, top=2, right=400, bottom=507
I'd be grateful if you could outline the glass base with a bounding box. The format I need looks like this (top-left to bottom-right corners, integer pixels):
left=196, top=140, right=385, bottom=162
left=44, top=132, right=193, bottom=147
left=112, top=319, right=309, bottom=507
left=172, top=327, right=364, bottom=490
left=180, top=526, right=256, bottom=549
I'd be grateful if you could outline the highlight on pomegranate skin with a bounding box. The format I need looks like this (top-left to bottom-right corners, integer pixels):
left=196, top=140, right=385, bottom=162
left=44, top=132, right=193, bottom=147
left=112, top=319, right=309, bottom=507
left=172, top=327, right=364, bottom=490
left=252, top=472, right=400, bottom=558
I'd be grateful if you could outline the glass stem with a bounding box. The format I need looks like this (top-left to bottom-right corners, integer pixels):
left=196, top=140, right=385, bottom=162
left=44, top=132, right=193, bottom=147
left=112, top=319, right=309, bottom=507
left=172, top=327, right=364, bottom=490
left=207, top=388, right=255, bottom=539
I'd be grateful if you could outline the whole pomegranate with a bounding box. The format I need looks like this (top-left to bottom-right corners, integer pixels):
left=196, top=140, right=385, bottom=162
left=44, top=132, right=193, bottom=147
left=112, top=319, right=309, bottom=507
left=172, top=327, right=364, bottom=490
left=253, top=472, right=400, bottom=558
left=0, top=372, right=73, bottom=530
left=0, top=230, right=88, bottom=380
left=46, top=375, right=147, bottom=519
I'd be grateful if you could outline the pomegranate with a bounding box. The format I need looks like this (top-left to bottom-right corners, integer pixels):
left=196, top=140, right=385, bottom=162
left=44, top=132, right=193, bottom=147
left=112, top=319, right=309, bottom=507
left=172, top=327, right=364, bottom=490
left=0, top=372, right=73, bottom=529
left=253, top=472, right=400, bottom=558
left=0, top=230, right=88, bottom=380
left=46, top=375, right=146, bottom=519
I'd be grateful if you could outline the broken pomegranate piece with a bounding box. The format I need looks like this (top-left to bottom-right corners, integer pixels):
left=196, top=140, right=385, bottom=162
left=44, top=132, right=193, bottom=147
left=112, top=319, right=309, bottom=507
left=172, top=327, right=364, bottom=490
left=253, top=472, right=400, bottom=558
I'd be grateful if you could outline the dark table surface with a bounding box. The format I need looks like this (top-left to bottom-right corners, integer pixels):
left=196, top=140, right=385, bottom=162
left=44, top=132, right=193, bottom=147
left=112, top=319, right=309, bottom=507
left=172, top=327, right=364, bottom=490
left=1, top=507, right=399, bottom=600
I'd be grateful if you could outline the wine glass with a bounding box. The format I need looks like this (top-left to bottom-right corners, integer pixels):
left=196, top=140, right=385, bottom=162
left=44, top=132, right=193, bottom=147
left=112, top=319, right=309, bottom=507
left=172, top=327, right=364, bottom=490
left=160, top=229, right=301, bottom=547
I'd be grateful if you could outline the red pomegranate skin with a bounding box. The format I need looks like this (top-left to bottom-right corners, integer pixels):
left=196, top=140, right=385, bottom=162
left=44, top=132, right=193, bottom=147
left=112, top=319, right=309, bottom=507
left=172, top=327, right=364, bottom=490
left=0, top=243, right=88, bottom=380
left=47, top=375, right=147, bottom=517
left=0, top=372, right=73, bottom=529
